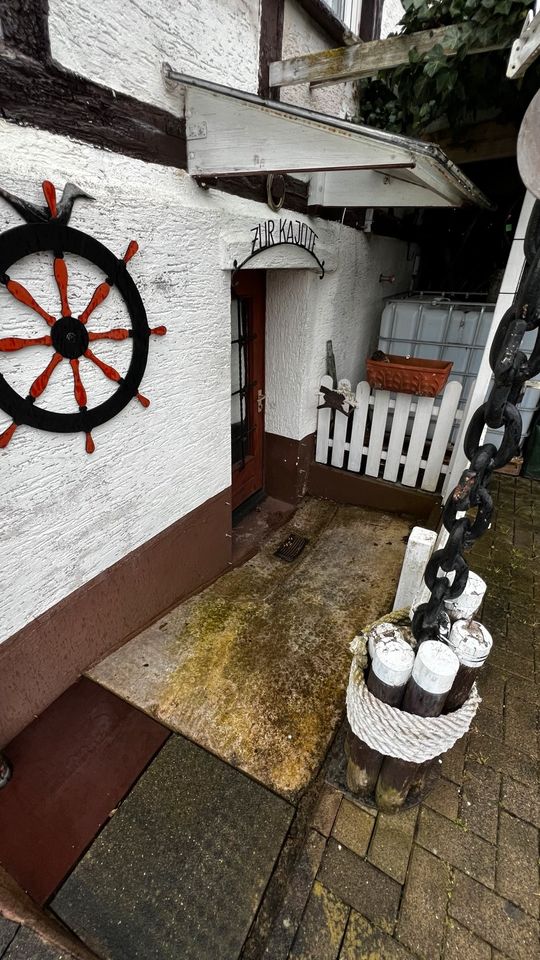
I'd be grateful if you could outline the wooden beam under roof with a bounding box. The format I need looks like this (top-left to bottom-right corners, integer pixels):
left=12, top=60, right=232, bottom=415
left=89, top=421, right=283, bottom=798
left=269, top=23, right=506, bottom=89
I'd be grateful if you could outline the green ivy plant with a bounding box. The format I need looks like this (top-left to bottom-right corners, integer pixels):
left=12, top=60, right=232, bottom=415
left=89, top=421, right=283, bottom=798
left=356, top=0, right=539, bottom=136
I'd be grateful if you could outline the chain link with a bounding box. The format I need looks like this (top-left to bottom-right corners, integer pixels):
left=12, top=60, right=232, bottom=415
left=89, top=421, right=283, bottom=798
left=413, top=201, right=540, bottom=644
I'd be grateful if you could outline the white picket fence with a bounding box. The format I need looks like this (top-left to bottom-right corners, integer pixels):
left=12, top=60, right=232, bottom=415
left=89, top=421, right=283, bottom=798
left=316, top=375, right=463, bottom=492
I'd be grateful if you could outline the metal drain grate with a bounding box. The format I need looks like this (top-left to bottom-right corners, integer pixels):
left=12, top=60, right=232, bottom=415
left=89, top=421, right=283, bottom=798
left=274, top=533, right=308, bottom=562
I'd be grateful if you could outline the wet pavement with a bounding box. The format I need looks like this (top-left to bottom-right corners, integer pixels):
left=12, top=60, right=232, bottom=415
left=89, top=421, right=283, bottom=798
left=259, top=475, right=539, bottom=960
left=5, top=479, right=536, bottom=960
left=88, top=498, right=410, bottom=799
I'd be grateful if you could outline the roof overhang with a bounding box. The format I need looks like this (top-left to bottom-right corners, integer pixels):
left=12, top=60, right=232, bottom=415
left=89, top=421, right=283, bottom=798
left=163, top=68, right=492, bottom=209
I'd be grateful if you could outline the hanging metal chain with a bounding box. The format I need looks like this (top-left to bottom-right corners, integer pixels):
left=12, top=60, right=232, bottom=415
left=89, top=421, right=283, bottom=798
left=413, top=201, right=540, bottom=643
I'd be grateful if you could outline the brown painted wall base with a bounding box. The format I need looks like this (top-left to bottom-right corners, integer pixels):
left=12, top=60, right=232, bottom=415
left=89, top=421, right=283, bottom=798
left=265, top=432, right=315, bottom=505
left=307, top=463, right=440, bottom=520
left=0, top=489, right=231, bottom=746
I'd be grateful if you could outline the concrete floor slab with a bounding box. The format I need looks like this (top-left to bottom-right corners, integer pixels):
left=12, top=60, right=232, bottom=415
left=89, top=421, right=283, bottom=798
left=89, top=499, right=410, bottom=798
left=51, top=736, right=293, bottom=960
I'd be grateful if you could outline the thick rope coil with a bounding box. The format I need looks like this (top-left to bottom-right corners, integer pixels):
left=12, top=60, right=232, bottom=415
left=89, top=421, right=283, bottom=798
left=346, top=657, right=481, bottom=763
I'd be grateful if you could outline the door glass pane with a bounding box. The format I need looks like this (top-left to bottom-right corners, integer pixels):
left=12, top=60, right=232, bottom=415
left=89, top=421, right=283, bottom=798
left=231, top=297, right=250, bottom=465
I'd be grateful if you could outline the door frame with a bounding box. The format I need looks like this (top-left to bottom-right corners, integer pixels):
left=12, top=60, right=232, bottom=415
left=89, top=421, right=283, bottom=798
left=230, top=270, right=266, bottom=512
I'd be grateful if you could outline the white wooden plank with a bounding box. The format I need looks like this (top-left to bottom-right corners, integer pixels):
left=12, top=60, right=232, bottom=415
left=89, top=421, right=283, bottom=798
left=421, top=381, right=462, bottom=492
left=402, top=396, right=435, bottom=487
left=365, top=389, right=390, bottom=477
left=331, top=378, right=351, bottom=468
left=315, top=375, right=333, bottom=464
left=383, top=392, right=411, bottom=483
left=184, top=85, right=413, bottom=176
left=308, top=170, right=451, bottom=208
left=347, top=381, right=371, bottom=472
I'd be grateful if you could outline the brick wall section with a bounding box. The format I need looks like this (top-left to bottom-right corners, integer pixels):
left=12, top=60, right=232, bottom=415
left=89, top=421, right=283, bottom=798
left=261, top=474, right=539, bottom=960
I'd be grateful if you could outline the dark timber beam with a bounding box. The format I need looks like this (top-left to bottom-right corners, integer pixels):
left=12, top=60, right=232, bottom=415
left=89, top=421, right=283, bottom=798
left=0, top=0, right=186, bottom=168
left=259, top=0, right=285, bottom=99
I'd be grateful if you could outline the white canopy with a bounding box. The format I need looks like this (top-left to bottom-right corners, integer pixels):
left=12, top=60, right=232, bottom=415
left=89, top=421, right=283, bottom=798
left=164, top=68, right=491, bottom=210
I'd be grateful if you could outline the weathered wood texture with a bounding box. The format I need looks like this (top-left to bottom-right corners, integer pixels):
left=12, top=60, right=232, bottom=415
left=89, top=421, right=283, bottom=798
left=270, top=24, right=506, bottom=89
left=0, top=0, right=49, bottom=59
left=0, top=54, right=187, bottom=168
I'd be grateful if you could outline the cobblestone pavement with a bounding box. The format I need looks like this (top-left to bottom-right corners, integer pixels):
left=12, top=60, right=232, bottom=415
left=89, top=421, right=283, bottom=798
left=258, top=475, right=539, bottom=960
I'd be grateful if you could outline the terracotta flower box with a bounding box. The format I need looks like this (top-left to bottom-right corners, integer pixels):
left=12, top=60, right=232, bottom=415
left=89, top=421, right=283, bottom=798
left=366, top=355, right=453, bottom=397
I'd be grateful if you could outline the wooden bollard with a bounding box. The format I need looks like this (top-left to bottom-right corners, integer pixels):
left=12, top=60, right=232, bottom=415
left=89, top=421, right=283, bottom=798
left=375, top=641, right=459, bottom=813
left=347, top=632, right=414, bottom=797
left=444, top=571, right=486, bottom=622
left=444, top=619, right=492, bottom=711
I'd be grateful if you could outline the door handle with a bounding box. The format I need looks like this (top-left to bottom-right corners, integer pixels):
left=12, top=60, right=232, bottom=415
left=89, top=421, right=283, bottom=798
left=257, top=389, right=266, bottom=413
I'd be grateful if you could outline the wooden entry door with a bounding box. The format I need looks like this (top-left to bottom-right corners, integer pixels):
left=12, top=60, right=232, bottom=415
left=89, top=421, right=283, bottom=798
left=231, top=271, right=265, bottom=511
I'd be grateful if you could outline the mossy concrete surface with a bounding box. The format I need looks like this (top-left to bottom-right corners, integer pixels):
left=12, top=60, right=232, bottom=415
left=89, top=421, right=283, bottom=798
left=88, top=498, right=410, bottom=799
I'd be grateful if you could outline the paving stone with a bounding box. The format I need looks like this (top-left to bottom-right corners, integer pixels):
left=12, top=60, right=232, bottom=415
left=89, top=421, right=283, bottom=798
left=312, top=786, right=342, bottom=838
left=491, top=648, right=533, bottom=680
left=2, top=928, right=70, bottom=959
left=503, top=635, right=536, bottom=662
left=318, top=839, right=401, bottom=933
left=264, top=830, right=327, bottom=960
left=468, top=731, right=537, bottom=785
left=0, top=918, right=18, bottom=956
left=422, top=777, right=460, bottom=821
left=443, top=920, right=491, bottom=960
left=52, top=736, right=293, bottom=960
left=289, top=881, right=349, bottom=960
left=476, top=666, right=506, bottom=717
left=368, top=808, right=417, bottom=885
left=441, top=734, right=468, bottom=783
left=496, top=810, right=539, bottom=918
left=501, top=775, right=540, bottom=828
left=339, top=912, right=414, bottom=960
left=505, top=697, right=539, bottom=758
left=449, top=871, right=539, bottom=960
left=416, top=807, right=496, bottom=888
left=471, top=704, right=504, bottom=742
left=505, top=676, right=540, bottom=707
left=461, top=760, right=501, bottom=844
left=331, top=800, right=375, bottom=859
left=396, top=845, right=450, bottom=960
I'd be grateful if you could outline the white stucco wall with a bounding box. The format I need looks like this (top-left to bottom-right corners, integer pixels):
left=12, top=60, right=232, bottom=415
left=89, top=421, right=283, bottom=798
left=380, top=0, right=404, bottom=38
left=48, top=0, right=261, bottom=114
left=0, top=120, right=409, bottom=644
left=281, top=0, right=358, bottom=118
left=265, top=231, right=411, bottom=440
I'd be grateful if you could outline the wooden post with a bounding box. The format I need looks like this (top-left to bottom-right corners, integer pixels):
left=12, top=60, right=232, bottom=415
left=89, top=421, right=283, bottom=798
left=444, top=571, right=486, bottom=622
left=375, top=641, right=459, bottom=812
left=444, top=619, right=492, bottom=711
left=347, top=631, right=414, bottom=797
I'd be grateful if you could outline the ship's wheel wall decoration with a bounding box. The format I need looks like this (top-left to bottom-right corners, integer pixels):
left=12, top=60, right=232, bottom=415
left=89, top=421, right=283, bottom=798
left=0, top=180, right=166, bottom=453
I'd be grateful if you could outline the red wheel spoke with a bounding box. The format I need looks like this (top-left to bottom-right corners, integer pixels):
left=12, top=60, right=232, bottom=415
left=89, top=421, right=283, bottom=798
left=42, top=181, right=58, bottom=218
left=79, top=281, right=110, bottom=324
left=79, top=240, right=138, bottom=324
left=70, top=358, right=87, bottom=408
left=123, top=241, right=138, bottom=263
left=4, top=279, right=55, bottom=326
left=0, top=335, right=51, bottom=351
left=84, top=347, right=121, bottom=382
left=54, top=258, right=71, bottom=317
left=151, top=326, right=167, bottom=336
left=0, top=422, right=17, bottom=449
left=85, top=432, right=95, bottom=454
left=88, top=328, right=130, bottom=342
left=29, top=352, right=63, bottom=399
left=136, top=391, right=150, bottom=407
